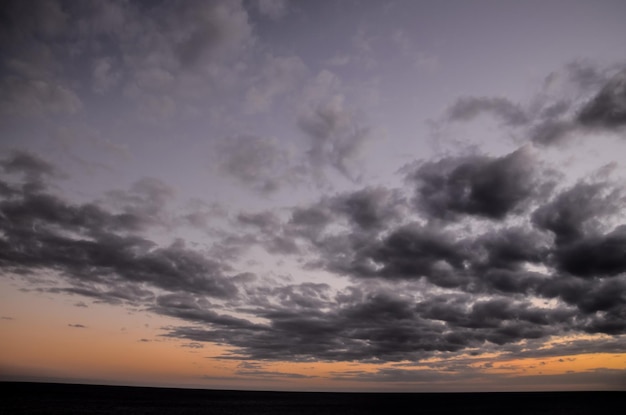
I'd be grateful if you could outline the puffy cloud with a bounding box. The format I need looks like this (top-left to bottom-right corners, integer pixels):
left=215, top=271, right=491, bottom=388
left=410, top=147, right=541, bottom=221
left=330, top=187, right=406, bottom=231
left=532, top=181, right=622, bottom=245
left=555, top=226, right=626, bottom=278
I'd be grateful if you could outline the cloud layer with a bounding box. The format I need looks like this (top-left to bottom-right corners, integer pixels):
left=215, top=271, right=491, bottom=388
left=3, top=64, right=626, bottom=367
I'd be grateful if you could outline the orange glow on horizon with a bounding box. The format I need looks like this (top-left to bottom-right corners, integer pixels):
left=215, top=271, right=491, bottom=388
left=2, top=280, right=625, bottom=391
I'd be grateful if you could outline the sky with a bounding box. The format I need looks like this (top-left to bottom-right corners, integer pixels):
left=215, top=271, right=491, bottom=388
left=1, top=0, right=626, bottom=392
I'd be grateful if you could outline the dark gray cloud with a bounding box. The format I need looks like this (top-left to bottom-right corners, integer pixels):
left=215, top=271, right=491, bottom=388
left=330, top=187, right=406, bottom=231
left=164, top=290, right=451, bottom=362
left=443, top=62, right=626, bottom=147
left=363, top=224, right=466, bottom=282
left=555, top=226, right=626, bottom=279
left=163, top=281, right=604, bottom=363
left=578, top=70, right=626, bottom=129
left=1, top=150, right=60, bottom=182
left=472, top=227, right=551, bottom=272
left=410, top=147, right=541, bottom=220
left=233, top=210, right=302, bottom=255
left=49, top=282, right=155, bottom=306
left=529, top=120, right=578, bottom=147
left=154, top=293, right=255, bottom=328
left=530, top=65, right=626, bottom=145
left=0, top=153, right=239, bottom=300
left=532, top=181, right=622, bottom=245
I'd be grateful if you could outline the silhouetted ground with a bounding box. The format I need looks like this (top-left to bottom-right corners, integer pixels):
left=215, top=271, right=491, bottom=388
left=2, top=382, right=623, bottom=414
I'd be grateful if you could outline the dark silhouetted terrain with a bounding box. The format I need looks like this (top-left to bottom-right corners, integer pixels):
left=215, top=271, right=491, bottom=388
left=2, top=382, right=623, bottom=414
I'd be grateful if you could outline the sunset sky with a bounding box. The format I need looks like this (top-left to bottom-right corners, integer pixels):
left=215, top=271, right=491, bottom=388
left=1, top=0, right=626, bottom=392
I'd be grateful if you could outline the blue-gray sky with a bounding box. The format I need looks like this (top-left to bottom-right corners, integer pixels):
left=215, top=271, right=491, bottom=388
left=1, top=0, right=626, bottom=391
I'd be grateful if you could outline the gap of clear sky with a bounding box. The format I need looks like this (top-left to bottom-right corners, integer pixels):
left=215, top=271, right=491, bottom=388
left=1, top=0, right=626, bottom=392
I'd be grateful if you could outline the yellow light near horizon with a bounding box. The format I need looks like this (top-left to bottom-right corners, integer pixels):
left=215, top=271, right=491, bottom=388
left=485, top=352, right=626, bottom=376
left=3, top=278, right=625, bottom=391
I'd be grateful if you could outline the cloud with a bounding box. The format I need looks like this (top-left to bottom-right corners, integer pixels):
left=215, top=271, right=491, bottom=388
left=0, top=77, right=82, bottom=117
left=68, top=324, right=86, bottom=328
left=235, top=362, right=315, bottom=379
left=532, top=181, right=622, bottom=245
left=181, top=342, right=204, bottom=349
left=555, top=226, right=626, bottom=279
left=1, top=150, right=61, bottom=183
left=410, top=146, right=542, bottom=221
left=578, top=70, right=626, bottom=129
left=252, top=0, right=289, bottom=20
left=92, top=57, right=122, bottom=94
left=166, top=0, right=254, bottom=69
left=104, top=177, right=176, bottom=227
left=0, top=0, right=258, bottom=123
left=441, top=62, right=626, bottom=147
left=298, top=94, right=372, bottom=182
left=447, top=96, right=528, bottom=126
left=244, top=55, right=307, bottom=114
left=528, top=65, right=626, bottom=145
left=471, top=226, right=552, bottom=272
left=0, top=155, right=239, bottom=300
left=164, top=278, right=596, bottom=363
left=213, top=134, right=302, bottom=194
left=2, top=63, right=626, bottom=371
left=4, top=139, right=626, bottom=369
left=529, top=120, right=578, bottom=147
left=330, top=187, right=407, bottom=231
